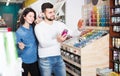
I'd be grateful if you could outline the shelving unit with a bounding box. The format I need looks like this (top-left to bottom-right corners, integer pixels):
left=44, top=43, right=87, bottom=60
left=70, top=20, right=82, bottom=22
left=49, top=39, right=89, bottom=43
left=0, top=17, right=11, bottom=32
left=0, top=19, right=7, bottom=27
left=109, top=0, right=120, bottom=74
left=82, top=0, right=110, bottom=28
left=79, top=26, right=109, bottom=31
left=61, top=30, right=109, bottom=76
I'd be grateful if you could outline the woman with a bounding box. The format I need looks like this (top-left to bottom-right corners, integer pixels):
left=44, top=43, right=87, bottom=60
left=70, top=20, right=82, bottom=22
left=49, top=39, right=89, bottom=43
left=15, top=8, right=40, bottom=76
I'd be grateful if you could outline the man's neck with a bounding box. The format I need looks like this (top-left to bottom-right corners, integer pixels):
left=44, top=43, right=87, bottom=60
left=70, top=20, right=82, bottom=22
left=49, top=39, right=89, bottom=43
left=44, top=19, right=53, bottom=25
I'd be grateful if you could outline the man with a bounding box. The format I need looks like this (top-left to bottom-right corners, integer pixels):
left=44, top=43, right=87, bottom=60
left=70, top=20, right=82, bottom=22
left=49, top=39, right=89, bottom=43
left=34, top=2, right=70, bottom=76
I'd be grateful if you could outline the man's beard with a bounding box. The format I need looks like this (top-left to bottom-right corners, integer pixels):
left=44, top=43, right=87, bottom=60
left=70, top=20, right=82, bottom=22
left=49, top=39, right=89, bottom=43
left=46, top=16, right=55, bottom=21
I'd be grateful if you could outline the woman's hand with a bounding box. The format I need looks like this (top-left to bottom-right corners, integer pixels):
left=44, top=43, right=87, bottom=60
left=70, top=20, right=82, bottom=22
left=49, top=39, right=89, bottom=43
left=35, top=12, right=43, bottom=24
left=34, top=17, right=43, bottom=24
left=18, top=42, right=25, bottom=50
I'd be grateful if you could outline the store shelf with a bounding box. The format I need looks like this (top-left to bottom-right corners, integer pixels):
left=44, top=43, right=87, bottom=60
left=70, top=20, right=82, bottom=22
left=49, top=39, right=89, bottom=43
left=111, top=14, right=120, bottom=17
left=62, top=43, right=81, bottom=50
left=0, top=26, right=7, bottom=28
left=112, top=60, right=120, bottom=64
left=111, top=35, right=120, bottom=38
left=79, top=26, right=109, bottom=31
left=0, top=27, right=8, bottom=32
left=111, top=48, right=120, bottom=51
left=66, top=67, right=79, bottom=76
left=111, top=23, right=120, bottom=26
left=110, top=5, right=120, bottom=9
left=110, top=31, right=120, bottom=35
left=61, top=43, right=81, bottom=56
left=62, top=56, right=81, bottom=68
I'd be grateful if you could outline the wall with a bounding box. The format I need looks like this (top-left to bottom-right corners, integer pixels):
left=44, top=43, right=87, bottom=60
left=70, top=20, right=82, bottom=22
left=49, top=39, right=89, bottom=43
left=29, top=0, right=47, bottom=16
left=65, top=0, right=84, bottom=33
left=0, top=3, right=22, bottom=31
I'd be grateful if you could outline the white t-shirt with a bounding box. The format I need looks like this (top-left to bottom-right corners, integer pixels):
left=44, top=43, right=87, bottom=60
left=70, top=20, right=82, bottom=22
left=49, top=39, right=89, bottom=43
left=34, top=20, right=71, bottom=58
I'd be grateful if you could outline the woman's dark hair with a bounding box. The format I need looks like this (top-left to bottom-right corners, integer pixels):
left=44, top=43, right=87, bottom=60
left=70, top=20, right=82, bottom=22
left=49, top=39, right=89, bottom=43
left=17, top=8, right=36, bottom=29
left=41, top=2, right=53, bottom=12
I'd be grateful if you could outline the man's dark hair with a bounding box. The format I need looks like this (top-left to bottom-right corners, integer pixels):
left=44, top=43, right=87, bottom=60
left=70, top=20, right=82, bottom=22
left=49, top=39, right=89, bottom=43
left=41, top=2, right=53, bottom=12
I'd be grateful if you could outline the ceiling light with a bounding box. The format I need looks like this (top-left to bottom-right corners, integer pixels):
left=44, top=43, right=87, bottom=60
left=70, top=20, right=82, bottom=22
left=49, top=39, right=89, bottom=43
left=6, top=0, right=11, bottom=6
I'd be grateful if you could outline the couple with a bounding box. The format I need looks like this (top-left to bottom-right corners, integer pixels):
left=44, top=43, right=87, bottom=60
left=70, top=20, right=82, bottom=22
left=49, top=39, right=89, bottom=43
left=16, top=2, right=70, bottom=76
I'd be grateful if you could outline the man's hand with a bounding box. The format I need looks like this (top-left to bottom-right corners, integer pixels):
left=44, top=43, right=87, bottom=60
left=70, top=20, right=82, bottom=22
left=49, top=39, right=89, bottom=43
left=57, top=34, right=67, bottom=43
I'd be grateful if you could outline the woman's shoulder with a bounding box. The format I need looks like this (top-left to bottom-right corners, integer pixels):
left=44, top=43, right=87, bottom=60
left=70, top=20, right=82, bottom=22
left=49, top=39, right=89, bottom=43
left=16, top=26, right=25, bottom=34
